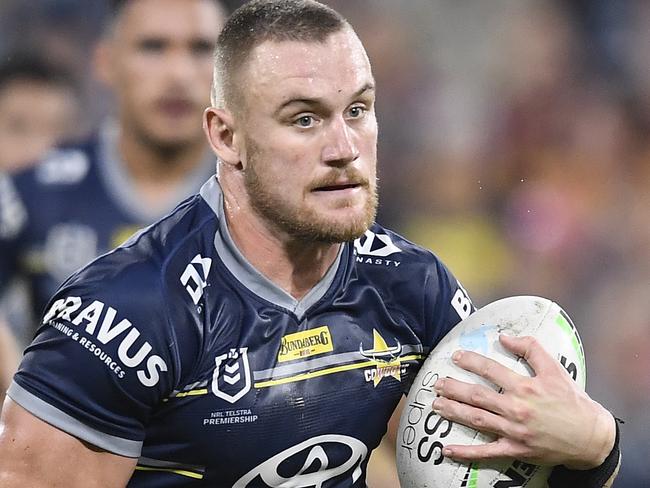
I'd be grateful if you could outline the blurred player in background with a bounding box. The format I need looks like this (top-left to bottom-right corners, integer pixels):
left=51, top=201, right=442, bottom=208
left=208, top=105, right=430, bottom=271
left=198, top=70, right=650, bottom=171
left=0, top=1, right=619, bottom=486
left=0, top=0, right=225, bottom=335
left=0, top=55, right=82, bottom=407
left=0, top=0, right=226, bottom=404
left=0, top=56, right=80, bottom=174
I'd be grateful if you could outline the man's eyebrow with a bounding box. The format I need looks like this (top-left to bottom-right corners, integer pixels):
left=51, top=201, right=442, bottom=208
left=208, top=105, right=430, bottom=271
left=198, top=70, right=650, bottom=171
left=275, top=82, right=376, bottom=114
left=353, top=83, right=376, bottom=99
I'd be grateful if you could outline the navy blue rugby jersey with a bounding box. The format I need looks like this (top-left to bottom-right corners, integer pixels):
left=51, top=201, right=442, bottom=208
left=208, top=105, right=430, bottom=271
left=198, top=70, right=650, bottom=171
left=9, top=177, right=475, bottom=487
left=0, top=123, right=214, bottom=326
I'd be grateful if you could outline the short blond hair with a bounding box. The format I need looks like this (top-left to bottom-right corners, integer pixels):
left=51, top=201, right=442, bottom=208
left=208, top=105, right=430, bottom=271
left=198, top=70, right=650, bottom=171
left=211, top=0, right=348, bottom=109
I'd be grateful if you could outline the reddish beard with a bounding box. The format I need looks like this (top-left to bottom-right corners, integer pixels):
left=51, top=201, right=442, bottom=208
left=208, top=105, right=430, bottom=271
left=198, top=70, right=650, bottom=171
left=242, top=143, right=377, bottom=244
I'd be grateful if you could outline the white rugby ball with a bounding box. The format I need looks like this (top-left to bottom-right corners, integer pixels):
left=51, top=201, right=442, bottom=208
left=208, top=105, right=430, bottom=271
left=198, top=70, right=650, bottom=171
left=396, top=296, right=586, bottom=488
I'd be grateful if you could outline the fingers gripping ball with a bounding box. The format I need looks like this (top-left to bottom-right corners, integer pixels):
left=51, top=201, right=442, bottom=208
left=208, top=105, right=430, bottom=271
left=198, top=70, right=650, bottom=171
left=396, top=296, right=586, bottom=488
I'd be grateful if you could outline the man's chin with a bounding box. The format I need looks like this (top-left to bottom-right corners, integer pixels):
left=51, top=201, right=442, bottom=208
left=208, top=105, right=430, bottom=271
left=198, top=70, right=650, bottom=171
left=305, top=195, right=377, bottom=243
left=142, top=130, right=203, bottom=154
left=304, top=213, right=373, bottom=244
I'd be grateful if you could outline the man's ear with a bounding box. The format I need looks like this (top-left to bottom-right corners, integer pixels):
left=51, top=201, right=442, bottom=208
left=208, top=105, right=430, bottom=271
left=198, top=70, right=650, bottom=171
left=203, top=107, right=242, bottom=168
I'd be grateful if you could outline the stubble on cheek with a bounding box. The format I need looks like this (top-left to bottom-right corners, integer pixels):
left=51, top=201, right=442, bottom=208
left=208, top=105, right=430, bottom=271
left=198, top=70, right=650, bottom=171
left=243, top=160, right=377, bottom=243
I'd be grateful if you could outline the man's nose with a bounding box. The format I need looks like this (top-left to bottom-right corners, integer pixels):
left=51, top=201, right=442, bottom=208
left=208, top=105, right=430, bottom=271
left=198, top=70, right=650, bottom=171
left=322, top=117, right=359, bottom=166
left=166, top=49, right=197, bottom=83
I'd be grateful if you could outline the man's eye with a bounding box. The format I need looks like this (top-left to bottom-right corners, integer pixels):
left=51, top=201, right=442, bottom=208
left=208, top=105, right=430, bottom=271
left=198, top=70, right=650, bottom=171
left=295, top=116, right=315, bottom=128
left=348, top=106, right=366, bottom=118
left=138, top=39, right=165, bottom=53
left=190, top=40, right=214, bottom=56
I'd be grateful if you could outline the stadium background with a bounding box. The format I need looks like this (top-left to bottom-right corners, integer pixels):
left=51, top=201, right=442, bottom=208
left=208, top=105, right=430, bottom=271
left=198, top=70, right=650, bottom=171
left=0, top=0, right=647, bottom=485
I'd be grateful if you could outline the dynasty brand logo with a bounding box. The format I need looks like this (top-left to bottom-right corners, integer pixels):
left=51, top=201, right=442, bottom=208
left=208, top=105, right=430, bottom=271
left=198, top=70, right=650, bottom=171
left=354, top=230, right=401, bottom=257
left=354, top=230, right=402, bottom=267
left=212, top=348, right=252, bottom=404
left=278, top=326, right=333, bottom=363
left=233, top=435, right=368, bottom=488
left=360, top=329, right=405, bottom=386
left=180, top=254, right=212, bottom=305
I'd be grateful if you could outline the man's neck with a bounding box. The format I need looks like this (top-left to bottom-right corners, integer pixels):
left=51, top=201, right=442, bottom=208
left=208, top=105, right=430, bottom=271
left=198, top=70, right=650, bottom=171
left=221, top=181, right=341, bottom=301
left=118, top=128, right=208, bottom=212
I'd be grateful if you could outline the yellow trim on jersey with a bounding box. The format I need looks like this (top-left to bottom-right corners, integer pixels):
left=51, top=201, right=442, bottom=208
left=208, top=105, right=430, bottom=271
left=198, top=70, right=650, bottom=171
left=173, top=388, right=209, bottom=398
left=135, top=466, right=204, bottom=480
left=168, top=354, right=425, bottom=398
left=254, top=354, right=424, bottom=388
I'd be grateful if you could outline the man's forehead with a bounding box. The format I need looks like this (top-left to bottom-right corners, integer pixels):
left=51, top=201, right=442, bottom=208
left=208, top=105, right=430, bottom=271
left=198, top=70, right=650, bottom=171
left=116, top=0, right=222, bottom=39
left=246, top=29, right=372, bottom=90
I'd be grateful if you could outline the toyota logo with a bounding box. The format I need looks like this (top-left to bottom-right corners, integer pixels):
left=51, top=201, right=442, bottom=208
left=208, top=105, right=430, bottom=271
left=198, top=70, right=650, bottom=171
left=233, top=435, right=368, bottom=488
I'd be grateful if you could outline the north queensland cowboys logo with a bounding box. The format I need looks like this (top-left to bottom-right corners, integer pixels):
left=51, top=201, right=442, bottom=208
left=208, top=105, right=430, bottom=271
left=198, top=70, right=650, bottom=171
left=233, top=435, right=368, bottom=488
left=211, top=348, right=252, bottom=404
left=354, top=230, right=401, bottom=257
left=360, top=330, right=405, bottom=386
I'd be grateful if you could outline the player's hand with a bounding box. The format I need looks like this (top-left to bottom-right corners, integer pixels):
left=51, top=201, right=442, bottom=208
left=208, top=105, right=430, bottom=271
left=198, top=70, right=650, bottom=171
left=430, top=334, right=616, bottom=469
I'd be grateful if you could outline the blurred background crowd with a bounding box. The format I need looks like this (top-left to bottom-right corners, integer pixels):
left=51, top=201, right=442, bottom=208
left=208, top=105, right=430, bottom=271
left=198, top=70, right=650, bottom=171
left=0, top=0, right=646, bottom=485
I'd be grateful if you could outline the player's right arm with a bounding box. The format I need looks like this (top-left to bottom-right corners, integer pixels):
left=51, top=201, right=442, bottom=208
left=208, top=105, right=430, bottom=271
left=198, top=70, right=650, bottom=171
left=0, top=240, right=194, bottom=487
left=0, top=398, right=136, bottom=487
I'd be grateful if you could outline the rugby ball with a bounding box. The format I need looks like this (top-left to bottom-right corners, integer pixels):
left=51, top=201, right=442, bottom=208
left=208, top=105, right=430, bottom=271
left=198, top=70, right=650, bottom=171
left=396, top=296, right=586, bottom=488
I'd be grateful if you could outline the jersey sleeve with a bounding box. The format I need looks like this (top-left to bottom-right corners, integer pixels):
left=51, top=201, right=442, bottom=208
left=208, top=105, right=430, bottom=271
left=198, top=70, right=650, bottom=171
left=0, top=173, right=28, bottom=292
left=422, top=256, right=476, bottom=349
left=8, top=257, right=182, bottom=458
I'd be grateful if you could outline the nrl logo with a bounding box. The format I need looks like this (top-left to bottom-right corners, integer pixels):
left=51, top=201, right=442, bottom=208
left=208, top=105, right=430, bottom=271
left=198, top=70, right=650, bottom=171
left=211, top=348, right=252, bottom=404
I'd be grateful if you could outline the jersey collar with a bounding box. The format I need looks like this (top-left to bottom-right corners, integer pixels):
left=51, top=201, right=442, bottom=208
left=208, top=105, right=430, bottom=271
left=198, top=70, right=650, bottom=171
left=200, top=176, right=344, bottom=320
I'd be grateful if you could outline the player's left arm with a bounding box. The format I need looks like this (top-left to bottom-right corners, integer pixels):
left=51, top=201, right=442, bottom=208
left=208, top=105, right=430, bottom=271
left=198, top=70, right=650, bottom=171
left=432, top=334, right=620, bottom=486
left=421, top=255, right=620, bottom=486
